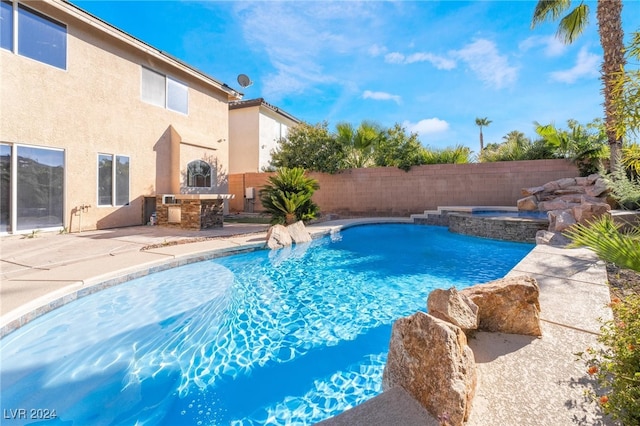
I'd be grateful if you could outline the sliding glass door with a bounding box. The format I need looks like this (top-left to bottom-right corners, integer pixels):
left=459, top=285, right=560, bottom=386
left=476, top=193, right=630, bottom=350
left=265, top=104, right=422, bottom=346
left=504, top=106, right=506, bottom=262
left=0, top=143, right=65, bottom=232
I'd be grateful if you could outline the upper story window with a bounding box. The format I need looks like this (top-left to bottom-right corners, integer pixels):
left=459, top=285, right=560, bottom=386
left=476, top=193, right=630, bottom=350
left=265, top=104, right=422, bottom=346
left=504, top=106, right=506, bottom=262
left=141, top=66, right=188, bottom=114
left=1, top=1, right=12, bottom=51
left=187, top=160, right=211, bottom=188
left=1, top=1, right=67, bottom=70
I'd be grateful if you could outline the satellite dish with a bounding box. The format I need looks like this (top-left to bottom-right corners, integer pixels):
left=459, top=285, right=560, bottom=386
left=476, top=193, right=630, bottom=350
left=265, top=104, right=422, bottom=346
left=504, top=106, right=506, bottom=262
left=237, top=74, right=253, bottom=88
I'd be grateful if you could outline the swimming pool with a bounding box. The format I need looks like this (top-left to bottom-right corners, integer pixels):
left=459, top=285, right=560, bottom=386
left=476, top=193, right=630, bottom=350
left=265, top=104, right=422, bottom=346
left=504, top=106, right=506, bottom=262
left=0, top=224, right=532, bottom=425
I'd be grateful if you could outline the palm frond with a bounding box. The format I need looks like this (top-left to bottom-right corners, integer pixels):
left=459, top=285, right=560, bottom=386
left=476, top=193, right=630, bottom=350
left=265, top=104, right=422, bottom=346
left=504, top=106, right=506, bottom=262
left=565, top=215, right=640, bottom=272
left=557, top=4, right=589, bottom=43
left=531, top=0, right=571, bottom=27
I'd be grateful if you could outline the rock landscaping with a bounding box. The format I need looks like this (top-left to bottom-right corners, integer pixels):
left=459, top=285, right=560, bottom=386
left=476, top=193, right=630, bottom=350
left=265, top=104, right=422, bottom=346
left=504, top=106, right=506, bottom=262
left=383, top=275, right=542, bottom=425
left=518, top=174, right=611, bottom=234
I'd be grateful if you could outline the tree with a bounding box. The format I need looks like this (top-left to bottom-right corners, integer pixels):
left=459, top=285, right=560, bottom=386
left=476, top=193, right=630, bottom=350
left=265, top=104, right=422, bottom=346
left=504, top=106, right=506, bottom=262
left=424, top=145, right=472, bottom=164
left=373, top=124, right=428, bottom=171
left=611, top=30, right=640, bottom=144
left=531, top=0, right=626, bottom=171
left=269, top=122, right=345, bottom=174
left=475, top=117, right=492, bottom=152
left=534, top=119, right=609, bottom=175
left=336, top=121, right=381, bottom=169
left=259, top=167, right=320, bottom=225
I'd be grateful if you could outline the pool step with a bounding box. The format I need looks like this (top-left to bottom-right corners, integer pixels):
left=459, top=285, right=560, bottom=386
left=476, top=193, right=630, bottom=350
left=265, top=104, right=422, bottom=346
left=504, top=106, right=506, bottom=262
left=411, top=206, right=519, bottom=226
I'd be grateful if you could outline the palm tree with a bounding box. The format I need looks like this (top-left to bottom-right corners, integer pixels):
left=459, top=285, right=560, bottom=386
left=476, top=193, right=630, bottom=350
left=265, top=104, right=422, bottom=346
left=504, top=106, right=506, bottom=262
left=336, top=121, right=381, bottom=169
left=531, top=0, right=626, bottom=171
left=475, top=117, right=492, bottom=152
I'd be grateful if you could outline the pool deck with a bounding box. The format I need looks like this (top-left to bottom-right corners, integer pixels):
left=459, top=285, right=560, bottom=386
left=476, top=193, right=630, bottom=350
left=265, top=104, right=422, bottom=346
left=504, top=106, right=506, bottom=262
left=0, top=218, right=614, bottom=425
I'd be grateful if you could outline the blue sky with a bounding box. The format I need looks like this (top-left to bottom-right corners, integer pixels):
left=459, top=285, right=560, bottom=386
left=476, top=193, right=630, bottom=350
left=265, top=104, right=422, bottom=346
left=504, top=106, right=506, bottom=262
left=72, top=1, right=640, bottom=154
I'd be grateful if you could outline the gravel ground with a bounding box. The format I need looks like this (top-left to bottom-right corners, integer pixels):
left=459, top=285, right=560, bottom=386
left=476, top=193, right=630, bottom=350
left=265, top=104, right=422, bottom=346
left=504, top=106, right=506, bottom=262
left=606, top=262, right=640, bottom=300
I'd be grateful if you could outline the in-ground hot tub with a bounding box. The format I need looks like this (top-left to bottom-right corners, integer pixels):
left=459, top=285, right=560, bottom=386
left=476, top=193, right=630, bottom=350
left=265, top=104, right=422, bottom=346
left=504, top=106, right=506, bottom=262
left=414, top=206, right=549, bottom=243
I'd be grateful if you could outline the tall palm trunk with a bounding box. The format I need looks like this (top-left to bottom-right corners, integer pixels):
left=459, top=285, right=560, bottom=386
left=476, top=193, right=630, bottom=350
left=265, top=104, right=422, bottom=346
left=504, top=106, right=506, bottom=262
left=597, top=0, right=626, bottom=172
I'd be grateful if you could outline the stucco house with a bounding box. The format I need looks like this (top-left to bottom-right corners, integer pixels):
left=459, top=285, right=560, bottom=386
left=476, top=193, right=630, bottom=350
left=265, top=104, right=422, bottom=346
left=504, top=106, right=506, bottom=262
left=1, top=0, right=242, bottom=234
left=229, top=98, right=300, bottom=174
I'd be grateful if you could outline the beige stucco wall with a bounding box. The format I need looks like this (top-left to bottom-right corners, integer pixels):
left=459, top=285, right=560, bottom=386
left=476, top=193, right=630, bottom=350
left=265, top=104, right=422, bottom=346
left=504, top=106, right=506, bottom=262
left=229, top=103, right=297, bottom=173
left=229, top=106, right=260, bottom=174
left=258, top=107, right=293, bottom=172
left=1, top=0, right=234, bottom=232
left=228, top=159, right=580, bottom=215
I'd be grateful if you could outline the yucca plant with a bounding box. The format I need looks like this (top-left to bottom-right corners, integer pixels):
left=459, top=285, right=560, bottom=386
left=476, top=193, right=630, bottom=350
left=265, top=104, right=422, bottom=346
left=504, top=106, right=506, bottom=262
left=260, top=167, right=319, bottom=225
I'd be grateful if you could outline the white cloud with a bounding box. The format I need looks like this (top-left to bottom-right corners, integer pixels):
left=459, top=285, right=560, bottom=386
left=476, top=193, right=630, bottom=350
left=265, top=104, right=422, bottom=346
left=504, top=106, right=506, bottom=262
left=453, top=39, right=518, bottom=89
left=403, top=118, right=450, bottom=135
left=368, top=44, right=387, bottom=57
left=519, top=35, right=567, bottom=57
left=233, top=2, right=381, bottom=100
left=549, top=47, right=600, bottom=83
left=384, top=52, right=405, bottom=64
left=363, top=90, right=401, bottom=104
left=384, top=51, right=456, bottom=70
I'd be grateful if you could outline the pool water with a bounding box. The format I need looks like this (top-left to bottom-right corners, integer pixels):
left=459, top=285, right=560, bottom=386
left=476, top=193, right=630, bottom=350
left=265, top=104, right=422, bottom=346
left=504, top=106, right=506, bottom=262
left=471, top=210, right=549, bottom=219
left=0, top=224, right=532, bottom=425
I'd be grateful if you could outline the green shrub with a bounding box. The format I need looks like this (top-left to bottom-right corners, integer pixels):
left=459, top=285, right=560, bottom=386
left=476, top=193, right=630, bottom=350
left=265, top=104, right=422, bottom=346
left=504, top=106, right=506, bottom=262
left=578, top=295, right=640, bottom=425
left=259, top=167, right=319, bottom=225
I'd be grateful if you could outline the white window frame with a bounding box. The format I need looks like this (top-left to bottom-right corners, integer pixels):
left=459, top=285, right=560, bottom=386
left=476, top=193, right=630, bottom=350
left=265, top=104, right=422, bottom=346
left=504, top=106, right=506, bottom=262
left=97, top=153, right=130, bottom=207
left=140, top=66, right=189, bottom=115
left=2, top=1, right=68, bottom=70
left=1, top=142, right=66, bottom=234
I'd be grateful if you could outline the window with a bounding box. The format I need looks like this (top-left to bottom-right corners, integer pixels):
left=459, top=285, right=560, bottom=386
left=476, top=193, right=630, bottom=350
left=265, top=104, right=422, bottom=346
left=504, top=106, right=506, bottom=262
left=0, top=143, right=10, bottom=232
left=16, top=146, right=64, bottom=231
left=0, top=144, right=65, bottom=233
left=167, top=77, right=188, bottom=114
left=1, top=2, right=67, bottom=68
left=187, top=160, right=211, bottom=188
left=1, top=1, right=12, bottom=51
left=98, top=154, right=129, bottom=206
left=141, top=67, right=188, bottom=114
left=141, top=67, right=165, bottom=108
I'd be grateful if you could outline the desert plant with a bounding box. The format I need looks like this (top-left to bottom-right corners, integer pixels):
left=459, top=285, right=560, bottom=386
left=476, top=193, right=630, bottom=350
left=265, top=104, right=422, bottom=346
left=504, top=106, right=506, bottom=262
left=260, top=167, right=319, bottom=225
left=423, top=145, right=472, bottom=164
left=602, top=165, right=640, bottom=210
left=336, top=121, right=381, bottom=169
left=566, top=215, right=640, bottom=272
left=577, top=295, right=640, bottom=425
left=531, top=0, right=626, bottom=171
left=622, top=143, right=640, bottom=178
left=475, top=117, right=492, bottom=152
left=568, top=215, right=640, bottom=423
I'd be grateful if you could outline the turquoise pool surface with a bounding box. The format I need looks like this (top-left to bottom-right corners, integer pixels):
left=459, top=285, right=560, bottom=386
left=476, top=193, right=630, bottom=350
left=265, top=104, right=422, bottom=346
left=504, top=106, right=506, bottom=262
left=0, top=224, right=533, bottom=425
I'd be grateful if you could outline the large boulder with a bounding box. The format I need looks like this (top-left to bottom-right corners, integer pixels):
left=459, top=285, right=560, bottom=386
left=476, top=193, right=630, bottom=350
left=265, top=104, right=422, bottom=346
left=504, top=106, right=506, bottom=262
left=548, top=209, right=577, bottom=232
left=572, top=201, right=611, bottom=224
left=427, top=287, right=479, bottom=333
left=535, top=230, right=571, bottom=246
left=459, top=276, right=542, bottom=337
left=584, top=177, right=609, bottom=197
left=383, top=312, right=476, bottom=425
left=517, top=195, right=538, bottom=211
left=265, top=224, right=292, bottom=249
left=287, top=220, right=312, bottom=243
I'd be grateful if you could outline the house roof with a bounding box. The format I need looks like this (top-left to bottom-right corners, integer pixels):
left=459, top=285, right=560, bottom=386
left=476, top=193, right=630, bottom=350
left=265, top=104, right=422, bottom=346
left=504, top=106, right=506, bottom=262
left=56, top=0, right=242, bottom=101
left=229, top=98, right=301, bottom=124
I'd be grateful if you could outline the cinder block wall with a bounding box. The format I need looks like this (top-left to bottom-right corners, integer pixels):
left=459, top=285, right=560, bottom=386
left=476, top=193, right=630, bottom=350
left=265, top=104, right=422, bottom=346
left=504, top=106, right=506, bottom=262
left=229, top=159, right=579, bottom=216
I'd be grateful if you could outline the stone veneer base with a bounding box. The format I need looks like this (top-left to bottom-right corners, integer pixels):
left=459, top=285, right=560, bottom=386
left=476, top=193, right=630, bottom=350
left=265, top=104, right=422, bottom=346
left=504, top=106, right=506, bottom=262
left=447, top=213, right=549, bottom=243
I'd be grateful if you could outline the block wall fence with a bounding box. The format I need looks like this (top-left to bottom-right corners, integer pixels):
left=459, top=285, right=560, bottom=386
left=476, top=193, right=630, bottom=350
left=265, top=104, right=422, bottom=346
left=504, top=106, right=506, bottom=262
left=228, top=159, right=579, bottom=217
